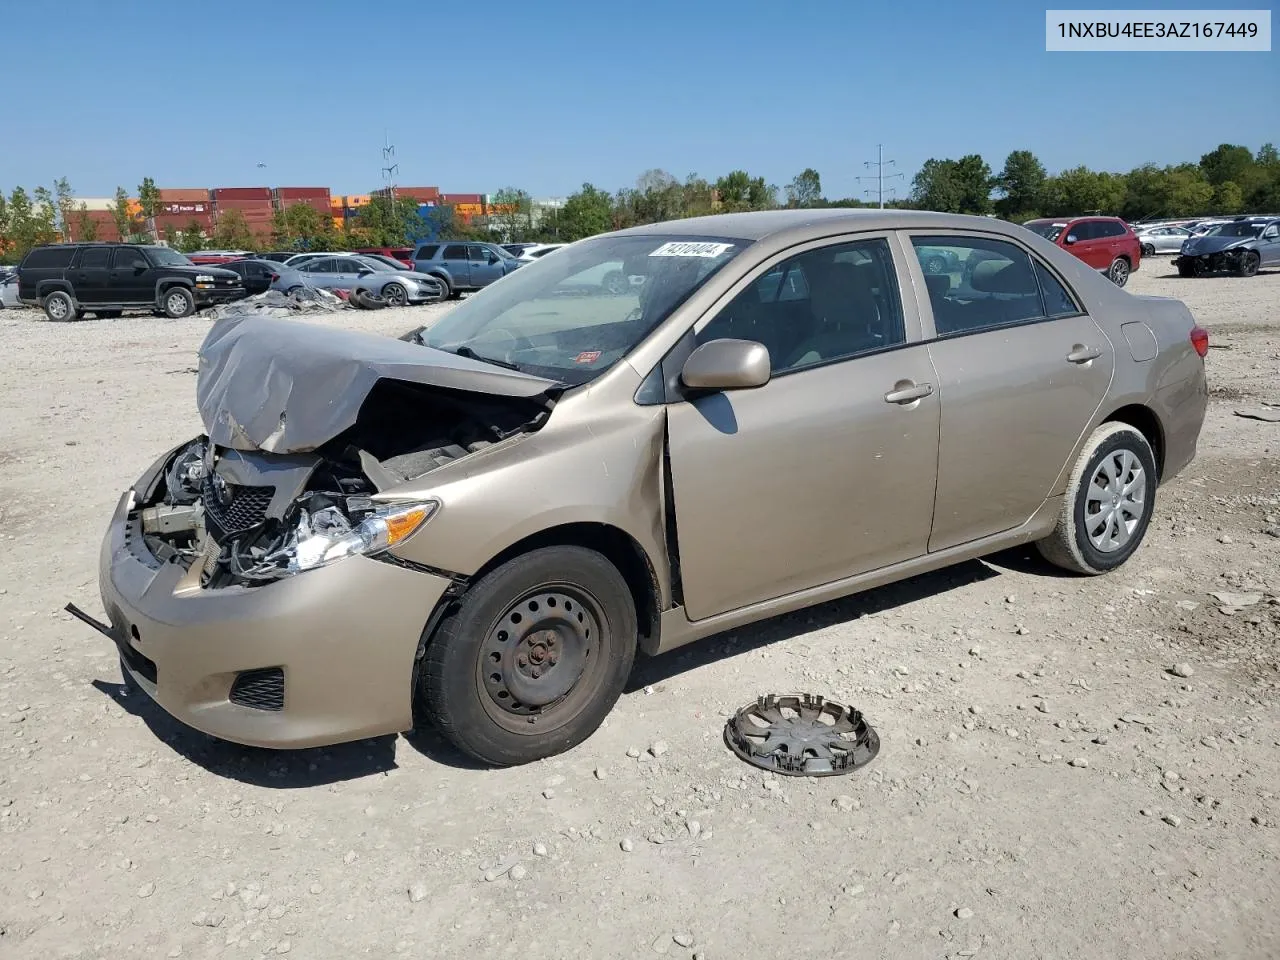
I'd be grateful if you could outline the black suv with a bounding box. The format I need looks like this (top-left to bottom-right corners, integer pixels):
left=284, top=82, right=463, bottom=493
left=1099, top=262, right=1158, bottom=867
left=17, top=243, right=245, bottom=321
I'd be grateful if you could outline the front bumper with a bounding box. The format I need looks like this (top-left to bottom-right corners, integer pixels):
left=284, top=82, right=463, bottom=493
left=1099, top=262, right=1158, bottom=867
left=97, top=486, right=452, bottom=749
left=193, top=285, right=247, bottom=305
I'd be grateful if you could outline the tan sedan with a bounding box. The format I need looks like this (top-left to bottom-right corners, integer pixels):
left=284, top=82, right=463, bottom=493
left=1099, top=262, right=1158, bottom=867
left=88, top=210, right=1208, bottom=766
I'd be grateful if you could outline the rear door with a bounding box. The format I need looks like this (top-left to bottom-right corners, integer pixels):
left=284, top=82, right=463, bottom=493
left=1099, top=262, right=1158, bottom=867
left=109, top=246, right=153, bottom=303
left=74, top=246, right=113, bottom=304
left=298, top=257, right=339, bottom=289
left=904, top=232, right=1115, bottom=552
left=440, top=244, right=471, bottom=287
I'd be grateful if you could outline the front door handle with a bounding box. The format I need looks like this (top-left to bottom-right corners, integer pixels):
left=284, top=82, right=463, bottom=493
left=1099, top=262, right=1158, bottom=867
left=883, top=381, right=934, bottom=405
left=1066, top=345, right=1102, bottom=364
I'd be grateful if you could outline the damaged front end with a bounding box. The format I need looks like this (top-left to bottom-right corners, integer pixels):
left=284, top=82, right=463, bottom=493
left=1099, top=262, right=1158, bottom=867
left=134, top=315, right=561, bottom=588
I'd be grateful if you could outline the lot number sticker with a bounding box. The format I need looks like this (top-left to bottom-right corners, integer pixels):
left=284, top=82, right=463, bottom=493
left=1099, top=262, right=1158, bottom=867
left=648, top=241, right=735, bottom=258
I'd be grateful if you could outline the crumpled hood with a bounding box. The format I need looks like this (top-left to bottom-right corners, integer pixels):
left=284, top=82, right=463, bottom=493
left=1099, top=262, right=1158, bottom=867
left=1183, top=234, right=1253, bottom=255
left=196, top=315, right=559, bottom=453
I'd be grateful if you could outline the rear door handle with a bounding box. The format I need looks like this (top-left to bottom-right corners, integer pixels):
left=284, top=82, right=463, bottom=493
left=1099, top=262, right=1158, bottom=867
left=1066, top=346, right=1102, bottom=364
left=883, top=381, right=934, bottom=405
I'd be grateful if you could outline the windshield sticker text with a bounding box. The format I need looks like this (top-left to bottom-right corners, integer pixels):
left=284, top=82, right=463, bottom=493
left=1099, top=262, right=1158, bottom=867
left=574, top=351, right=602, bottom=364
left=648, top=242, right=734, bottom=259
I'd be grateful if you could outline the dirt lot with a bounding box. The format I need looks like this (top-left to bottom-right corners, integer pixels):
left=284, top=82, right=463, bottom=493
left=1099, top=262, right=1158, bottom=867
left=1, top=259, right=1277, bottom=960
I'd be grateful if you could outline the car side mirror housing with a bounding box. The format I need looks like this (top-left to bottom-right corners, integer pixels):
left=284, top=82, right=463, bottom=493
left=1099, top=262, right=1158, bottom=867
left=1064, top=234, right=1078, bottom=245
left=133, top=260, right=148, bottom=271
left=488, top=254, right=499, bottom=264
left=358, top=269, right=372, bottom=277
left=680, top=338, right=771, bottom=392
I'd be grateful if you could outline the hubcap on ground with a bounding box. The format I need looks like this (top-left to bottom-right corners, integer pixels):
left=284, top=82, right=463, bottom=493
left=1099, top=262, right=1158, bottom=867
left=481, top=589, right=599, bottom=716
left=1085, top=448, right=1146, bottom=552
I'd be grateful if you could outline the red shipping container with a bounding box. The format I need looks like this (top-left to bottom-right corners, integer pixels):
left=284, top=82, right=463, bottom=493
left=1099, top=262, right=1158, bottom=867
left=440, top=193, right=483, bottom=204
left=275, top=187, right=331, bottom=200
left=277, top=197, right=330, bottom=215
left=398, top=186, right=440, bottom=202
left=213, top=187, right=271, bottom=201
left=158, top=188, right=210, bottom=202
left=160, top=201, right=210, bottom=215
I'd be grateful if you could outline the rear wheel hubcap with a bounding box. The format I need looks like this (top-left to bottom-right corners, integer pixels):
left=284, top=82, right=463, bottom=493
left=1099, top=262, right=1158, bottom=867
left=1085, top=448, right=1145, bottom=553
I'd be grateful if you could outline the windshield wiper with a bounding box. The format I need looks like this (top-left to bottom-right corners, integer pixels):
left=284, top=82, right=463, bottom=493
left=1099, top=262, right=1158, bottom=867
left=451, top=345, right=521, bottom=371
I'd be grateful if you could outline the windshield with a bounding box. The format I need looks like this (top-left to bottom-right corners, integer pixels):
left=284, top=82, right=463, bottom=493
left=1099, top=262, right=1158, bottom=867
left=148, top=247, right=193, bottom=266
left=415, top=234, right=750, bottom=385
left=1023, top=221, right=1066, bottom=242
left=1205, top=222, right=1264, bottom=238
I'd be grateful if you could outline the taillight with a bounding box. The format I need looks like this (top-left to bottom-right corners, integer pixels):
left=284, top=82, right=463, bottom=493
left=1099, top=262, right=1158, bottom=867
left=270, top=273, right=280, bottom=281
left=1190, top=325, right=1209, bottom=357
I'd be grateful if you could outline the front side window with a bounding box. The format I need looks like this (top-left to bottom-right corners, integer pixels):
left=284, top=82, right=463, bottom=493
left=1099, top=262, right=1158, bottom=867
left=415, top=233, right=749, bottom=386
left=80, top=247, right=111, bottom=269
left=912, top=235, right=1060, bottom=337
left=144, top=247, right=188, bottom=266
left=696, top=238, right=904, bottom=374
left=469, top=244, right=494, bottom=262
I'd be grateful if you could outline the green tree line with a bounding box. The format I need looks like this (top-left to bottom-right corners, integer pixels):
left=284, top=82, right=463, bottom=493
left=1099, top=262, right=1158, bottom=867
left=4, top=142, right=1276, bottom=260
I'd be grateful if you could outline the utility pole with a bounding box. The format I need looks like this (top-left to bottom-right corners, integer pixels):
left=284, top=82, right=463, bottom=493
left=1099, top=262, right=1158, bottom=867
left=381, top=131, right=398, bottom=205
left=856, top=144, right=903, bottom=209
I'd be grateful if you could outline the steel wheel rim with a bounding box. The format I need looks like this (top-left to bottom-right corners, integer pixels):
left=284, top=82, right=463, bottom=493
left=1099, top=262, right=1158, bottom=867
left=166, top=293, right=187, bottom=314
left=477, top=584, right=608, bottom=732
left=1085, top=448, right=1146, bottom=553
left=47, top=297, right=68, bottom=319
left=384, top=283, right=406, bottom=306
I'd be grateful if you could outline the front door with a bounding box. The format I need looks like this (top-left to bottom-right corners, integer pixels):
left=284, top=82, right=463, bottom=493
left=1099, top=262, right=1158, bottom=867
left=74, top=246, right=113, bottom=304
left=666, top=235, right=940, bottom=621
left=109, top=246, right=152, bottom=303
left=904, top=233, right=1115, bottom=552
left=1258, top=223, right=1280, bottom=266
left=1064, top=221, right=1108, bottom=269
left=468, top=244, right=502, bottom=287
left=439, top=244, right=471, bottom=289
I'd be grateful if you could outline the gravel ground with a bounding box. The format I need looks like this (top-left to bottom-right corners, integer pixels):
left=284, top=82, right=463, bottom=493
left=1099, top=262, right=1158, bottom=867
left=1, top=257, right=1278, bottom=959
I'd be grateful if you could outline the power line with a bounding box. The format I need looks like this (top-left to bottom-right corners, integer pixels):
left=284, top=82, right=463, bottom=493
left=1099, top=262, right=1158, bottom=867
left=856, top=144, right=903, bottom=209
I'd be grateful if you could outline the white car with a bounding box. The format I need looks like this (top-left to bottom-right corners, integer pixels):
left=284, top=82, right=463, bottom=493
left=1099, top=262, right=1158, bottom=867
left=0, top=270, right=21, bottom=309
left=516, top=243, right=567, bottom=263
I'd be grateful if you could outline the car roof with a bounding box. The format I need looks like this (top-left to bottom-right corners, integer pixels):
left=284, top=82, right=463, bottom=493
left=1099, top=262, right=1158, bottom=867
left=614, top=209, right=1063, bottom=244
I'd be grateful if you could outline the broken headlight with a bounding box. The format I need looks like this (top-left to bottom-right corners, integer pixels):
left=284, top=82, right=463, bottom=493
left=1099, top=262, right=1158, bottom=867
left=286, top=500, right=437, bottom=574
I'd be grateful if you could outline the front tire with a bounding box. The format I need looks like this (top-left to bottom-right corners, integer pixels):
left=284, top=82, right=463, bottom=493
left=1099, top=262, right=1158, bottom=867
left=1237, top=251, right=1260, bottom=278
left=42, top=291, right=75, bottom=322
left=419, top=546, right=638, bottom=766
left=1036, top=422, right=1157, bottom=575
left=382, top=281, right=408, bottom=307
left=1107, top=257, right=1130, bottom=287
left=432, top=275, right=453, bottom=299
left=161, top=287, right=195, bottom=319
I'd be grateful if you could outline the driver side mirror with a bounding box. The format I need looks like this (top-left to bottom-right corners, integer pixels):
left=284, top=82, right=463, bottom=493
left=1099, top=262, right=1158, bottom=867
left=488, top=253, right=500, bottom=264
left=132, top=259, right=148, bottom=271
left=358, top=269, right=372, bottom=277
left=1064, top=234, right=1078, bottom=245
left=681, top=339, right=771, bottom=392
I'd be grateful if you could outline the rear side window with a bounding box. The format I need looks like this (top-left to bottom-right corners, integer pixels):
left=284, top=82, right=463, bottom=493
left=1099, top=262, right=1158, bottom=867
left=442, top=244, right=467, bottom=260
left=1034, top=262, right=1080, bottom=317
left=414, top=244, right=440, bottom=260
left=22, top=246, right=75, bottom=269
left=911, top=236, right=1044, bottom=337
left=1101, top=221, right=1127, bottom=238
left=80, top=247, right=111, bottom=268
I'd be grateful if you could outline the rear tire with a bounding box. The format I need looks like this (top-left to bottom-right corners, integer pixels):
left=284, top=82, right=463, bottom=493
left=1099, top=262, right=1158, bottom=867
left=1140, top=243, right=1155, bottom=257
left=42, top=291, right=75, bottom=322
left=418, top=545, right=638, bottom=766
left=161, top=287, right=195, bottom=319
left=1107, top=257, right=1130, bottom=287
left=1035, top=422, right=1157, bottom=575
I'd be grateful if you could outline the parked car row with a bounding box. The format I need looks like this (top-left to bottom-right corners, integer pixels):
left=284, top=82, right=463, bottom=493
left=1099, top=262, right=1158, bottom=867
left=1172, top=216, right=1280, bottom=277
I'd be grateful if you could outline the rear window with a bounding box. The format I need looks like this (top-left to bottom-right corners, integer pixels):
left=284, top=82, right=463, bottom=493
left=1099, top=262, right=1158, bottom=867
left=22, top=246, right=76, bottom=269
left=414, top=244, right=441, bottom=260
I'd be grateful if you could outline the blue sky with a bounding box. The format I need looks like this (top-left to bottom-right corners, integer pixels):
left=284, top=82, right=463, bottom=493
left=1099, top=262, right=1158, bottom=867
left=2, top=0, right=1275, bottom=200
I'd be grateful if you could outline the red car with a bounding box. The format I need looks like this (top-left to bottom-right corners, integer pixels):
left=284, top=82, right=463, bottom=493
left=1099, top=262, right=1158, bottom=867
left=353, top=247, right=414, bottom=268
left=1023, top=217, right=1141, bottom=287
